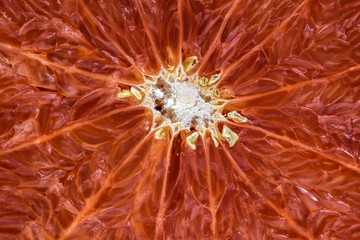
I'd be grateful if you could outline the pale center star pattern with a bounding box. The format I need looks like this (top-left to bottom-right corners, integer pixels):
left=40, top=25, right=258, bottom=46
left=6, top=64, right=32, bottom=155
left=0, top=0, right=360, bottom=239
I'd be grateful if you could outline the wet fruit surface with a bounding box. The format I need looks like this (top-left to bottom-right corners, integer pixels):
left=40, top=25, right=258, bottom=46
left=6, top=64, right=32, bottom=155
left=0, top=0, right=360, bottom=239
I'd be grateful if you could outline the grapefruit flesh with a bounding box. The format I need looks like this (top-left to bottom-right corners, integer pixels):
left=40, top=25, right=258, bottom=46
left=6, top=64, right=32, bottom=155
left=0, top=0, right=360, bottom=239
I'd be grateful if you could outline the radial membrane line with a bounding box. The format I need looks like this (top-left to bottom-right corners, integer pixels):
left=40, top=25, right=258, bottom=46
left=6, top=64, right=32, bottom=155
left=154, top=134, right=175, bottom=239
left=220, top=141, right=315, bottom=239
left=134, top=0, right=164, bottom=67
left=198, top=0, right=241, bottom=73
left=237, top=140, right=311, bottom=189
left=0, top=105, right=142, bottom=157
left=24, top=2, right=50, bottom=19
left=245, top=148, right=342, bottom=214
left=227, top=142, right=280, bottom=186
left=236, top=122, right=360, bottom=174
left=18, top=7, right=95, bottom=51
left=177, top=0, right=183, bottom=63
left=202, top=136, right=217, bottom=238
left=25, top=52, right=136, bottom=85
left=0, top=42, right=139, bottom=85
left=226, top=63, right=360, bottom=103
left=226, top=78, right=327, bottom=103
left=129, top=135, right=156, bottom=203
left=220, top=0, right=308, bottom=80
left=215, top=53, right=360, bottom=92
left=58, top=129, right=154, bottom=240
left=78, top=0, right=144, bottom=74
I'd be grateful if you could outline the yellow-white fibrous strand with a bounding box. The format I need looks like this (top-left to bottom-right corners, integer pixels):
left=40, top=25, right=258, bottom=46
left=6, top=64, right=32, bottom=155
left=222, top=125, right=239, bottom=147
left=227, top=111, right=247, bottom=123
left=208, top=73, right=221, bottom=86
left=211, top=133, right=219, bottom=147
left=130, top=87, right=142, bottom=100
left=186, top=132, right=199, bottom=150
left=117, top=89, right=132, bottom=98
left=154, top=128, right=166, bottom=140
left=117, top=87, right=142, bottom=100
left=183, top=56, right=198, bottom=73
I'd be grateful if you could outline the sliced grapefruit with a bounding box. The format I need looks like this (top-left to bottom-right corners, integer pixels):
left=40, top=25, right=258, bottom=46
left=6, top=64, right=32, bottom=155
left=0, top=0, right=360, bottom=239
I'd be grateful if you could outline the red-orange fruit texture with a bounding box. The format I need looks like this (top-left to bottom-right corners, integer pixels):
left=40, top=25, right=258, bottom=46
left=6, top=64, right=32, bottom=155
left=0, top=0, right=360, bottom=239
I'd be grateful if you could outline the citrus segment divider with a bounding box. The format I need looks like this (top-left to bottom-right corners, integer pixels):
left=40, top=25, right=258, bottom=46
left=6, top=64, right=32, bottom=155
left=0, top=0, right=360, bottom=239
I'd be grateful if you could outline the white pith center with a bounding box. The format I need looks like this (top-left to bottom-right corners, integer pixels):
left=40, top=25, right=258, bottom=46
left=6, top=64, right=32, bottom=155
left=149, top=77, right=215, bottom=128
